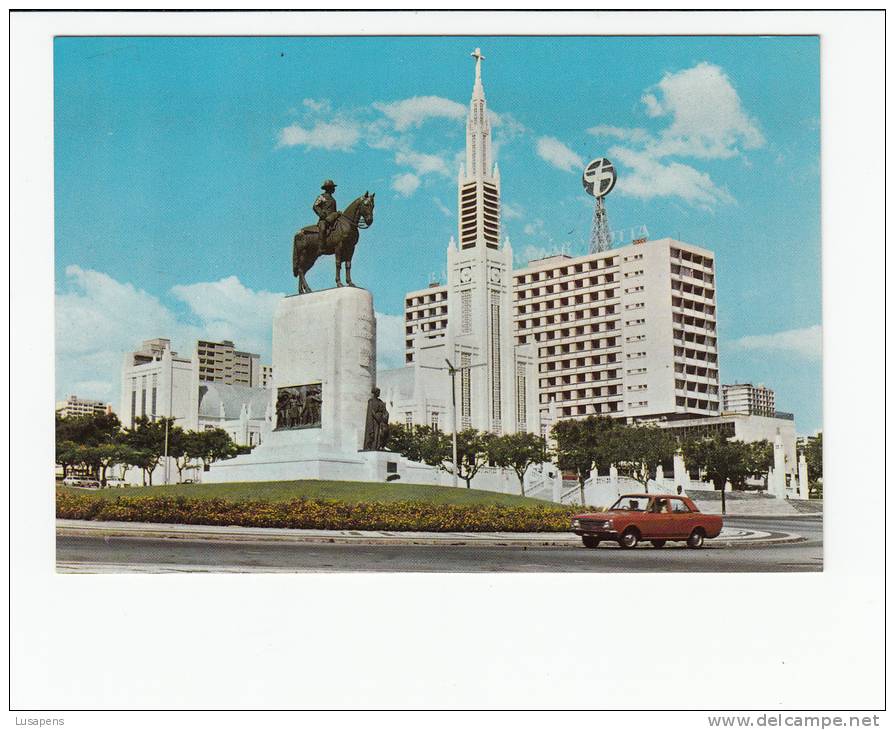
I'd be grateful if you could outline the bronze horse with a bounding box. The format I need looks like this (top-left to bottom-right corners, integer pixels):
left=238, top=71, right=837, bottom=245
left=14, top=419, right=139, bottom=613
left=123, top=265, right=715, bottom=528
left=292, top=192, right=375, bottom=294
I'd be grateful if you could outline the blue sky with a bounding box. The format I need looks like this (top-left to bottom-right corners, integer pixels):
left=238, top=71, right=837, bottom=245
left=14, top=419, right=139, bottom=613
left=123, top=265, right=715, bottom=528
left=54, top=35, right=821, bottom=433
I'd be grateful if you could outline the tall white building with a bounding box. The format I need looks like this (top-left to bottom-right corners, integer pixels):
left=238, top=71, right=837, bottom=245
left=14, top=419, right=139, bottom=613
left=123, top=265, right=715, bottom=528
left=513, top=237, right=722, bottom=431
left=380, top=48, right=538, bottom=435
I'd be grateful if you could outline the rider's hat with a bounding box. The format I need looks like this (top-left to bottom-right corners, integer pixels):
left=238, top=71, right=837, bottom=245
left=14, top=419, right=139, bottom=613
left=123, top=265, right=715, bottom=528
left=321, top=179, right=337, bottom=191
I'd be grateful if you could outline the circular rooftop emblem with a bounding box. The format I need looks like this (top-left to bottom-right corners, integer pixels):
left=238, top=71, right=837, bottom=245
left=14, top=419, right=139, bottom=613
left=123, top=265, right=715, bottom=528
left=582, top=157, right=617, bottom=198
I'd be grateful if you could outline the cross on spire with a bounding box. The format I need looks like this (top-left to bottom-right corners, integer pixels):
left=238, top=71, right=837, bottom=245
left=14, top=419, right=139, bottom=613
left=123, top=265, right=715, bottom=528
left=471, top=47, right=485, bottom=80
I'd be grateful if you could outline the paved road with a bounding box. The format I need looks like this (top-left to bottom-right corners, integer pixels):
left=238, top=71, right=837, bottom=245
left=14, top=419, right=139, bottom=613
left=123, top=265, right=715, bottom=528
left=56, top=516, right=822, bottom=573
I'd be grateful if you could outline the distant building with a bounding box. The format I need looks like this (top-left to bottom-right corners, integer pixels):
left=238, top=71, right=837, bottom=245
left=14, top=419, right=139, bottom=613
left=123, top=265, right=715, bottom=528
left=657, top=411, right=798, bottom=479
left=119, top=337, right=272, bottom=446
left=722, top=382, right=776, bottom=417
left=55, top=395, right=113, bottom=419
left=195, top=339, right=264, bottom=387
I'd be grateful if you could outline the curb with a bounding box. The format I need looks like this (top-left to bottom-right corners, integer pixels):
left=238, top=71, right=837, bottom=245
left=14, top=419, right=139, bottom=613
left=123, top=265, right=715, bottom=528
left=56, top=519, right=805, bottom=549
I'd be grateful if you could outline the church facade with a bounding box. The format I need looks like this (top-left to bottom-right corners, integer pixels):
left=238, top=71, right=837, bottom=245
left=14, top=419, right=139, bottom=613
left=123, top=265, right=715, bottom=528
left=378, top=49, right=539, bottom=436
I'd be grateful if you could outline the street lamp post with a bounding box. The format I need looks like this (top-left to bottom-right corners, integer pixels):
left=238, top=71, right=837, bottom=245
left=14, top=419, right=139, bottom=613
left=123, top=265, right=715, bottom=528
left=422, top=358, right=485, bottom=489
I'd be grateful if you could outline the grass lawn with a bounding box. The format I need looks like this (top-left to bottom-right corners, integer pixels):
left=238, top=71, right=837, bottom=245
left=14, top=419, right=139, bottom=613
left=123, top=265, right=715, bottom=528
left=57, top=479, right=554, bottom=508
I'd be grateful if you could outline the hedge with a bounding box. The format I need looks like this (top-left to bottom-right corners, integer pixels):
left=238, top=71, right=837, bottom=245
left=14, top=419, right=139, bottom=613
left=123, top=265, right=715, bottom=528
left=56, top=492, right=586, bottom=533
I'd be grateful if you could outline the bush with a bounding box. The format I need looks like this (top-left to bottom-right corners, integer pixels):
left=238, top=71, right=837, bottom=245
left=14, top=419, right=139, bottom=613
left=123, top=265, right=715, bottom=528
left=56, top=492, right=585, bottom=533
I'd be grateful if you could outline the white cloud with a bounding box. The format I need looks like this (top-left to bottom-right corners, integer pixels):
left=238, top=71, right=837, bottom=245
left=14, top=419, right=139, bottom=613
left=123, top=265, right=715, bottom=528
left=55, top=266, right=201, bottom=404
left=523, top=218, right=546, bottom=237
left=56, top=266, right=416, bottom=406
left=373, top=96, right=466, bottom=131
left=373, top=96, right=466, bottom=132
left=432, top=197, right=453, bottom=217
left=278, top=120, right=361, bottom=151
left=375, top=312, right=406, bottom=371
left=729, top=325, right=822, bottom=360
left=394, top=149, right=450, bottom=177
left=302, top=98, right=331, bottom=113
left=610, top=146, right=733, bottom=207
left=502, top=201, right=524, bottom=220
left=643, top=62, right=764, bottom=159
left=584, top=63, right=764, bottom=209
left=391, top=172, right=421, bottom=197
left=536, top=136, right=584, bottom=173
left=170, top=276, right=282, bottom=357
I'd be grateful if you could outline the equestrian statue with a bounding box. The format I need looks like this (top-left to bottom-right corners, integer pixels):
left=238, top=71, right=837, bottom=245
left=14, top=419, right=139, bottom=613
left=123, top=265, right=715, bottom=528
left=292, top=179, right=375, bottom=294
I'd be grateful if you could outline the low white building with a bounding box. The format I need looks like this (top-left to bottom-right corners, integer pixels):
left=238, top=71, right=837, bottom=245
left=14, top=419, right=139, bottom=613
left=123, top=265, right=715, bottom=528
left=56, top=395, right=113, bottom=419
left=657, top=412, right=799, bottom=479
left=119, top=337, right=273, bottom=444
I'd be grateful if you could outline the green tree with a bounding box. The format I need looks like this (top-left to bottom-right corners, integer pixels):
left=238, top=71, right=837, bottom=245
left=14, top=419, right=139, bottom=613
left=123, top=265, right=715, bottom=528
left=741, top=440, right=773, bottom=490
left=451, top=429, right=493, bottom=489
left=552, top=416, right=619, bottom=504
left=56, top=411, right=121, bottom=447
left=168, top=426, right=197, bottom=483
left=190, top=428, right=239, bottom=472
left=804, top=433, right=823, bottom=483
left=55, top=439, right=81, bottom=479
left=123, top=417, right=172, bottom=486
left=613, top=424, right=678, bottom=493
left=682, top=436, right=773, bottom=515
left=56, top=411, right=126, bottom=482
left=487, top=432, right=548, bottom=496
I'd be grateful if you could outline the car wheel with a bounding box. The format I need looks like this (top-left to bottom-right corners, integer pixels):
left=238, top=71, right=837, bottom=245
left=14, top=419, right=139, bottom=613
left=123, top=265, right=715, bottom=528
left=618, top=529, right=639, bottom=549
left=687, top=529, right=705, bottom=549
left=650, top=540, right=666, bottom=548
left=582, top=536, right=600, bottom=549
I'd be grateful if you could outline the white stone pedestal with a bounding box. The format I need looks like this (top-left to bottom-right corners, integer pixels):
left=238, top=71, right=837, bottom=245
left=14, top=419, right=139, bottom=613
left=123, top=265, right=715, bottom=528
left=207, top=287, right=426, bottom=484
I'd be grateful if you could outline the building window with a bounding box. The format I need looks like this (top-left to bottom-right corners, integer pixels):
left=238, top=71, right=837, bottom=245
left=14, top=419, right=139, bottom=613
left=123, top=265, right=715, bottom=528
left=490, top=292, right=502, bottom=432
left=515, top=362, right=527, bottom=432
left=461, top=290, right=472, bottom=334
left=405, top=412, right=414, bottom=427
left=460, top=351, right=472, bottom=430
left=430, top=411, right=440, bottom=431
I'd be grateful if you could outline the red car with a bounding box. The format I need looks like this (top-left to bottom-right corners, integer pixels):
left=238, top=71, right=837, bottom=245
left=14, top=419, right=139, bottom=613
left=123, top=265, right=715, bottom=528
left=571, top=494, right=723, bottom=549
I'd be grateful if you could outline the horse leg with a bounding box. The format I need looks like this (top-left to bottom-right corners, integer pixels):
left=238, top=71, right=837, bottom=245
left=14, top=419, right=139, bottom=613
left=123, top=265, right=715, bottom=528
left=345, top=258, right=355, bottom=287
left=299, top=269, right=312, bottom=294
left=335, top=255, right=343, bottom=287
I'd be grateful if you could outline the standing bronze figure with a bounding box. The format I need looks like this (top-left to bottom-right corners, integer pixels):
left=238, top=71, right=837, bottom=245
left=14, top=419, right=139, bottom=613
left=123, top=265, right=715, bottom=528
left=362, top=387, right=390, bottom=451
left=292, top=187, right=375, bottom=294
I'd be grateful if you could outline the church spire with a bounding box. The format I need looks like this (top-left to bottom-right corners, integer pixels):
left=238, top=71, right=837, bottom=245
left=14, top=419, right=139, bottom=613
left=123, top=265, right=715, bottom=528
left=471, top=47, right=485, bottom=101
left=458, top=47, right=500, bottom=250
left=465, top=47, right=492, bottom=182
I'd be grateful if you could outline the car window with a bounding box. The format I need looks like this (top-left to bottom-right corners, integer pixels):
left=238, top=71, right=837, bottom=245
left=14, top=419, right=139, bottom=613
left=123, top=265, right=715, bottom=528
left=671, top=499, right=691, bottom=513
left=611, top=497, right=648, bottom=511
left=649, top=498, right=671, bottom=513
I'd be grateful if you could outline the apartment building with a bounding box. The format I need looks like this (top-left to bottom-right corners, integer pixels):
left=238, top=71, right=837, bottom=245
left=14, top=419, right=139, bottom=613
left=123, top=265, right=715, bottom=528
left=722, top=382, right=776, bottom=417
left=55, top=395, right=113, bottom=418
left=512, top=237, right=721, bottom=428
left=195, top=339, right=263, bottom=387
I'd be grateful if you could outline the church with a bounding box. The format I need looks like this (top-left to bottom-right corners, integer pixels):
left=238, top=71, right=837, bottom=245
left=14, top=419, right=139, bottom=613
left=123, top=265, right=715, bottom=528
left=378, top=49, right=539, bottom=436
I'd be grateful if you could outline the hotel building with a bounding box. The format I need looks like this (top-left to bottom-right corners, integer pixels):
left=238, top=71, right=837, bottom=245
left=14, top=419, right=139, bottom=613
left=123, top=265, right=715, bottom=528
left=513, top=237, right=721, bottom=431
